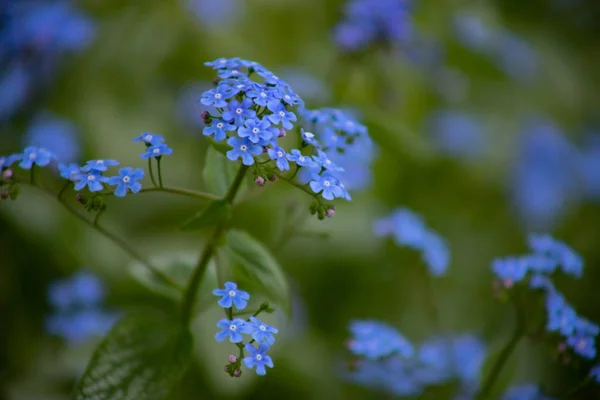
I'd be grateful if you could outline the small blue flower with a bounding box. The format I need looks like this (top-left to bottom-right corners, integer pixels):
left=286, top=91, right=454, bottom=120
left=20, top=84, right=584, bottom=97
left=201, top=85, right=234, bottom=108
left=589, top=364, right=600, bottom=384
left=205, top=58, right=239, bottom=69
left=267, top=103, right=297, bottom=129
left=546, top=294, right=577, bottom=336
left=217, top=67, right=246, bottom=79
left=247, top=87, right=275, bottom=107
left=492, top=257, right=529, bottom=288
left=301, top=129, right=321, bottom=147
left=309, top=173, right=344, bottom=201
left=528, top=234, right=583, bottom=278
left=19, top=146, right=53, bottom=169
left=222, top=99, right=256, bottom=127
left=74, top=171, right=108, bottom=192
left=212, top=281, right=250, bottom=309
left=267, top=146, right=290, bottom=171
left=348, top=320, right=414, bottom=360
left=567, top=334, right=597, bottom=359
left=58, top=163, right=81, bottom=181
left=238, top=118, right=273, bottom=143
left=203, top=119, right=236, bottom=141
left=247, top=317, right=279, bottom=345
left=243, top=343, right=274, bottom=376
left=81, top=159, right=119, bottom=173
left=108, top=167, right=144, bottom=197
left=215, top=318, right=252, bottom=343
left=226, top=137, right=262, bottom=166
left=141, top=143, right=173, bottom=159
left=286, top=149, right=318, bottom=168
left=312, top=150, right=344, bottom=172
left=133, top=132, right=165, bottom=145
left=0, top=154, right=23, bottom=170
left=24, top=113, right=81, bottom=163
left=500, top=384, right=551, bottom=400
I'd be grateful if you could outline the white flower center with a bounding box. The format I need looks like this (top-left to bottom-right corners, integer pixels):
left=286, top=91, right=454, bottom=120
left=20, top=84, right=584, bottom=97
left=218, top=60, right=226, bottom=64
left=87, top=175, right=95, bottom=181
left=97, top=160, right=104, bottom=164
left=298, top=156, right=305, bottom=162
left=217, top=123, right=224, bottom=128
left=256, top=354, right=262, bottom=361
left=215, top=93, right=222, bottom=99
left=236, top=108, right=243, bottom=114
left=252, top=127, right=260, bottom=134
left=229, top=325, right=237, bottom=331
left=324, top=181, right=331, bottom=187
left=259, top=325, right=266, bottom=332
left=231, top=70, right=239, bottom=75
left=153, top=148, right=160, bottom=154
left=229, top=290, right=236, bottom=296
left=260, top=92, right=267, bottom=98
left=284, top=95, right=290, bottom=101
left=240, top=145, right=247, bottom=152
left=237, top=84, right=244, bottom=89
left=123, top=176, right=131, bottom=183
left=278, top=111, right=285, bottom=117
left=29, top=153, right=36, bottom=160
left=277, top=151, right=283, bottom=158
left=325, top=160, right=331, bottom=165
left=144, top=134, right=153, bottom=142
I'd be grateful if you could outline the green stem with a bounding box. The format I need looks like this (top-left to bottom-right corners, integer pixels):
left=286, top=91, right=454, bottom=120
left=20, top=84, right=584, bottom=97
left=180, top=164, right=249, bottom=326
left=57, top=181, right=71, bottom=200
left=148, top=158, right=158, bottom=187
left=271, top=171, right=316, bottom=199
left=137, top=186, right=218, bottom=201
left=477, top=292, right=527, bottom=399
left=157, top=157, right=164, bottom=188
left=30, top=166, right=35, bottom=184
left=289, top=165, right=300, bottom=181
left=94, top=209, right=105, bottom=227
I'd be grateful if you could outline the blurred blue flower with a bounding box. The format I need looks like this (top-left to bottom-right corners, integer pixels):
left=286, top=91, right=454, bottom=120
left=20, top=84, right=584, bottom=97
left=0, top=64, right=31, bottom=120
left=58, top=163, right=81, bottom=181
left=182, top=0, right=243, bottom=30
left=18, top=146, right=54, bottom=169
left=373, top=208, right=450, bottom=276
left=496, top=32, right=538, bottom=82
left=500, top=384, right=554, bottom=400
left=528, top=234, right=583, bottom=278
left=453, top=12, right=495, bottom=53
left=427, top=110, right=486, bottom=160
left=212, top=281, right=250, bottom=309
left=578, top=133, right=600, bottom=200
left=46, top=270, right=117, bottom=344
left=347, top=320, right=414, bottom=360
left=277, top=68, right=330, bottom=103
left=590, top=364, right=600, bottom=383
left=24, top=112, right=80, bottom=163
left=215, top=318, right=251, bottom=343
left=243, top=343, right=274, bottom=376
left=492, top=257, right=529, bottom=288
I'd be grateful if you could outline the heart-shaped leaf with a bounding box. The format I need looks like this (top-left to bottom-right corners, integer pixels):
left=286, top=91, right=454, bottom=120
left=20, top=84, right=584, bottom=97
left=180, top=200, right=232, bottom=231
left=74, top=311, right=193, bottom=400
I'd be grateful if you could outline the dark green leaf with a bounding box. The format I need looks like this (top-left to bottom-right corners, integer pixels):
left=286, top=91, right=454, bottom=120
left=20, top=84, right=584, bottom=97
left=203, top=146, right=247, bottom=197
left=74, top=312, right=193, bottom=400
left=180, top=200, right=231, bottom=231
left=220, top=229, right=291, bottom=314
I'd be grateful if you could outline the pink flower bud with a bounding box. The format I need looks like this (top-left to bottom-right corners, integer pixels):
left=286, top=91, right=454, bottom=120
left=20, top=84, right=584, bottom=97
left=228, top=354, right=237, bottom=363
left=255, top=176, right=265, bottom=187
left=326, top=208, right=335, bottom=218
left=3, top=169, right=13, bottom=180
left=233, top=369, right=242, bottom=377
left=278, top=128, right=286, bottom=137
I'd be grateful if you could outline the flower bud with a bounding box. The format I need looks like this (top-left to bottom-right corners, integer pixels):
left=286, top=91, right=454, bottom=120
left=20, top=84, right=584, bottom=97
left=326, top=207, right=335, bottom=218
left=201, top=111, right=210, bottom=123
left=212, top=77, right=221, bottom=86
left=76, top=193, right=86, bottom=204
left=228, top=354, right=237, bottom=364
left=267, top=174, right=277, bottom=183
left=255, top=176, right=265, bottom=187
left=278, top=128, right=286, bottom=137
left=3, top=169, right=13, bottom=180
left=233, top=369, right=242, bottom=377
left=309, top=202, right=318, bottom=215
left=0, top=190, right=8, bottom=200
left=224, top=366, right=230, bottom=373
left=317, top=209, right=326, bottom=220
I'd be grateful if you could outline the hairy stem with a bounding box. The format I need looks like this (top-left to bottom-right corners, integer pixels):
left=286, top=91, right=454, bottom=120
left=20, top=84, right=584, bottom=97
left=180, top=164, right=249, bottom=326
left=148, top=158, right=158, bottom=187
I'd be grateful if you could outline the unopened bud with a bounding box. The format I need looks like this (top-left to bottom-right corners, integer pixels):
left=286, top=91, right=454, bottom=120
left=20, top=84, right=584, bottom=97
left=201, top=111, right=210, bottom=123
left=267, top=174, right=276, bottom=183
left=309, top=202, right=318, bottom=215
left=212, top=77, right=221, bottom=86
left=278, top=128, right=286, bottom=137
left=3, top=169, right=13, bottom=180
left=557, top=342, right=567, bottom=353
left=0, top=190, right=8, bottom=200
left=224, top=366, right=229, bottom=373
left=76, top=193, right=85, bottom=204
left=326, top=207, right=335, bottom=218
left=233, top=369, right=242, bottom=377
left=228, top=354, right=237, bottom=364
left=255, top=176, right=265, bottom=187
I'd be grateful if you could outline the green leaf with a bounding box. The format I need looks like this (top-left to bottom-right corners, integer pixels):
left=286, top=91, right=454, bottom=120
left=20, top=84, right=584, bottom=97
left=220, top=229, right=291, bottom=314
left=74, top=312, right=193, bottom=400
left=203, top=146, right=247, bottom=197
left=180, top=200, right=232, bottom=231
left=130, top=253, right=218, bottom=313
left=205, top=136, right=231, bottom=158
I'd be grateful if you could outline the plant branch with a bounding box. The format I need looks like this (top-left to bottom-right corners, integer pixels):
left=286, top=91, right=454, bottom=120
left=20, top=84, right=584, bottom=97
left=157, top=157, right=164, bottom=188
left=148, top=158, right=158, bottom=187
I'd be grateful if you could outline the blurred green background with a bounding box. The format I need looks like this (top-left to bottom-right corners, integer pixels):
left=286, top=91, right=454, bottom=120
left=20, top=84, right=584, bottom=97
left=2, top=0, right=600, bottom=399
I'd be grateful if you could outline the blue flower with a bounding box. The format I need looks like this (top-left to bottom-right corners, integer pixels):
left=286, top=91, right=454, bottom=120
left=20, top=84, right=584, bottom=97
left=73, top=171, right=108, bottom=192
left=528, top=234, right=583, bottom=278
left=238, top=118, right=273, bottom=143
left=428, top=110, right=485, bottom=160
left=204, top=58, right=239, bottom=69
left=215, top=318, right=251, bottom=343
left=242, top=343, right=274, bottom=376
left=202, top=119, right=235, bottom=141
left=247, top=87, right=275, bottom=107
left=567, top=334, right=597, bottom=359
left=286, top=149, right=318, bottom=168
left=24, top=113, right=80, bottom=163
left=141, top=143, right=173, bottom=159
left=133, top=132, right=165, bottom=145
left=19, top=146, right=54, bottom=169
left=312, top=150, right=344, bottom=172
left=301, top=129, right=321, bottom=148
left=492, top=257, right=529, bottom=287
left=58, top=163, right=81, bottom=181
left=247, top=317, right=279, bottom=345
left=81, top=159, right=119, bottom=173
left=546, top=293, right=577, bottom=336
left=217, top=67, right=246, bottom=79
left=453, top=13, right=495, bottom=53
left=0, top=154, right=23, bottom=170
left=500, top=384, right=552, bottom=400
left=348, top=320, right=414, bottom=360
left=222, top=99, right=256, bottom=127
left=267, top=103, right=297, bottom=129
left=589, top=365, right=600, bottom=384
left=226, top=137, right=262, bottom=166
left=201, top=85, right=234, bottom=108
left=267, top=146, right=290, bottom=171
left=108, top=167, right=144, bottom=197
left=309, top=173, right=344, bottom=201
left=212, top=281, right=250, bottom=309
left=46, top=309, right=117, bottom=345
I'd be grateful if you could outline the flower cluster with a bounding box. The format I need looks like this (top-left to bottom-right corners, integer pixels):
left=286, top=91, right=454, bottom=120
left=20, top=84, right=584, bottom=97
left=46, top=270, right=117, bottom=344
left=333, top=0, right=413, bottom=52
left=213, top=282, right=278, bottom=376
left=492, top=234, right=599, bottom=360
left=200, top=57, right=352, bottom=202
left=346, top=320, right=486, bottom=398
left=0, top=1, right=95, bottom=121
left=373, top=208, right=450, bottom=276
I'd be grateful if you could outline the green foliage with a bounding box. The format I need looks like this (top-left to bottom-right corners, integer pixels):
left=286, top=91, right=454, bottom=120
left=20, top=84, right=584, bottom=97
left=180, top=200, right=232, bottom=231
left=219, top=229, right=291, bottom=314
left=74, top=312, right=193, bottom=400
left=203, top=146, right=247, bottom=198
